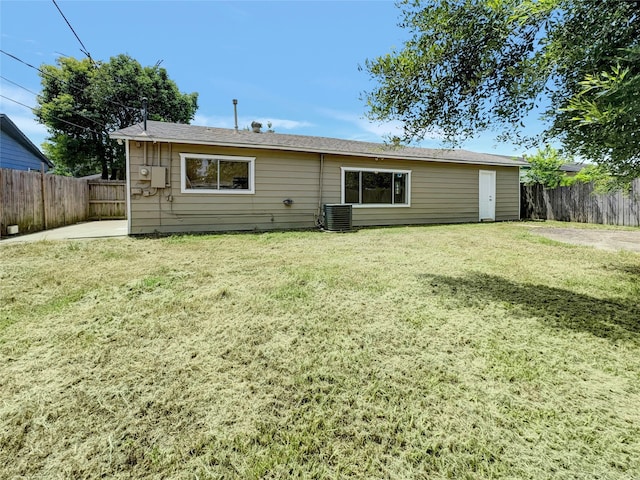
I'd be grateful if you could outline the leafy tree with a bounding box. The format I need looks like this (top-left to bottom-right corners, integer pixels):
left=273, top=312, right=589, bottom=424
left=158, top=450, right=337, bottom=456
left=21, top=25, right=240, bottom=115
left=555, top=47, right=640, bottom=183
left=523, top=146, right=567, bottom=188
left=363, top=0, right=639, bottom=182
left=562, top=164, right=617, bottom=192
left=35, top=54, right=198, bottom=179
left=524, top=146, right=618, bottom=191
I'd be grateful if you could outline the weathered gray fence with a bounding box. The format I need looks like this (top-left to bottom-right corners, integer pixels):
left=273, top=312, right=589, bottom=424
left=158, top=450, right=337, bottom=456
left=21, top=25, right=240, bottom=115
left=1, top=169, right=127, bottom=237
left=521, top=178, right=640, bottom=227
left=88, top=180, right=126, bottom=220
left=1, top=169, right=89, bottom=236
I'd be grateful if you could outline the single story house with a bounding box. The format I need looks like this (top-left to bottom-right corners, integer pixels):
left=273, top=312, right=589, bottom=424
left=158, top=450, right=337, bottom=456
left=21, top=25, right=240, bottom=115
left=110, top=121, right=526, bottom=235
left=0, top=114, right=53, bottom=172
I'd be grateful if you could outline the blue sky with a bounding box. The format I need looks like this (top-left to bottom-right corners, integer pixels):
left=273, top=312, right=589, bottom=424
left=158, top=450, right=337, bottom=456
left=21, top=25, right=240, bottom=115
left=1, top=0, right=540, bottom=158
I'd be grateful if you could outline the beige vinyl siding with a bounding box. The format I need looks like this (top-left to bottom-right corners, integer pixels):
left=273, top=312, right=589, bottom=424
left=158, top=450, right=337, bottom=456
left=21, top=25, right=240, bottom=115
left=495, top=167, right=520, bottom=221
left=127, top=143, right=521, bottom=234
left=128, top=143, right=322, bottom=234
left=322, top=157, right=520, bottom=227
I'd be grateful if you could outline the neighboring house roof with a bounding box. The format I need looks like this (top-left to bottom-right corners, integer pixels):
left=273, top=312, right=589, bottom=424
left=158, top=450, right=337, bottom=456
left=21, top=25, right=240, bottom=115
left=0, top=114, right=53, bottom=169
left=111, top=121, right=527, bottom=168
left=519, top=162, right=586, bottom=173
left=560, top=162, right=585, bottom=173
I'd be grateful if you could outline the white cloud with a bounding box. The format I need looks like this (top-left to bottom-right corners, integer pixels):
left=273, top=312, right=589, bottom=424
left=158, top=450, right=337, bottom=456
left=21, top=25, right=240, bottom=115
left=193, top=113, right=313, bottom=132
left=192, top=113, right=233, bottom=129
left=0, top=84, right=38, bottom=109
left=316, top=107, right=447, bottom=145
left=358, top=119, right=405, bottom=139
left=316, top=107, right=403, bottom=141
left=254, top=118, right=313, bottom=130
left=8, top=114, right=47, bottom=137
left=0, top=85, right=47, bottom=146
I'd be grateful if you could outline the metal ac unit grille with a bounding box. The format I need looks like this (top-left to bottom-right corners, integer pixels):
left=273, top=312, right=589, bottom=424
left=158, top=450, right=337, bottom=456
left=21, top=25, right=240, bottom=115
left=324, top=204, right=352, bottom=231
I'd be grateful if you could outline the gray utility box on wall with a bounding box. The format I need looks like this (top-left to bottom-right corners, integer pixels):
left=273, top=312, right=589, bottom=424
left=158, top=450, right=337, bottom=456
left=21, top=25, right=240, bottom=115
left=151, top=167, right=167, bottom=188
left=324, top=204, right=352, bottom=231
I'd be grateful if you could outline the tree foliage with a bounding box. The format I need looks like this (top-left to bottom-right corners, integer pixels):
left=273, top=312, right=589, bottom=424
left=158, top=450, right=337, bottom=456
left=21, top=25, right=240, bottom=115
left=35, top=54, right=198, bottom=179
left=364, top=0, right=640, bottom=182
left=563, top=164, right=616, bottom=192
left=524, top=146, right=616, bottom=191
left=523, top=146, right=567, bottom=188
left=555, top=47, right=640, bottom=183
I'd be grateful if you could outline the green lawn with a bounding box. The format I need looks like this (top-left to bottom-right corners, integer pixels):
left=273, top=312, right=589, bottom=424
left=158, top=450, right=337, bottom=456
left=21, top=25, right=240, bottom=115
left=1, top=222, right=639, bottom=479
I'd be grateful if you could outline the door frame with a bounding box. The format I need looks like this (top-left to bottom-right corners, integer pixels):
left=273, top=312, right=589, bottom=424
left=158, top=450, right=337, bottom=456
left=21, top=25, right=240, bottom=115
left=479, top=170, right=496, bottom=222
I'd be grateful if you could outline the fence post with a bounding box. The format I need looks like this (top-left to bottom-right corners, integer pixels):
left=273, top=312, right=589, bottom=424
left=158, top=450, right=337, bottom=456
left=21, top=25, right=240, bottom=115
left=520, top=179, right=640, bottom=226
left=40, top=163, right=47, bottom=230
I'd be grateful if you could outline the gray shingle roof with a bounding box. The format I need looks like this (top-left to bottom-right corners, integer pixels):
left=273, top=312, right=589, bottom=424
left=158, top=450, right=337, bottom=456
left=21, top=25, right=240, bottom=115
left=560, top=162, right=585, bottom=173
left=111, top=121, right=526, bottom=167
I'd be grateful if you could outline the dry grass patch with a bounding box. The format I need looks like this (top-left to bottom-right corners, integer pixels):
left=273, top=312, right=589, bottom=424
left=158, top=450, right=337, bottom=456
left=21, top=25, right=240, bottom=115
left=1, top=222, right=639, bottom=479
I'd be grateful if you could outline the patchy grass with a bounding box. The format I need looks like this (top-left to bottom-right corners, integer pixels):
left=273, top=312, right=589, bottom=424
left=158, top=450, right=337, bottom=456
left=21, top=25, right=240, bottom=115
left=1, top=222, right=639, bottom=479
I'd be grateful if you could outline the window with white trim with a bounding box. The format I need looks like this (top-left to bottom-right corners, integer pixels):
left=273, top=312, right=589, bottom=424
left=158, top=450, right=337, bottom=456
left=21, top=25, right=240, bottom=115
left=341, top=167, right=411, bottom=206
left=181, top=153, right=255, bottom=194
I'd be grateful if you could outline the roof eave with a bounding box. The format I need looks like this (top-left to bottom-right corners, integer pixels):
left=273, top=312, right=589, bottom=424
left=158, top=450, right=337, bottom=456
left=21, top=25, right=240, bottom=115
left=1, top=114, right=53, bottom=167
left=110, top=133, right=525, bottom=167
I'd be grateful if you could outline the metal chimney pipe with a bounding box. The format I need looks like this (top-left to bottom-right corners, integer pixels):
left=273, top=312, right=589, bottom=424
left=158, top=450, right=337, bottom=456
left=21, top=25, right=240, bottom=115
left=233, top=99, right=238, bottom=132
left=142, top=97, right=148, bottom=131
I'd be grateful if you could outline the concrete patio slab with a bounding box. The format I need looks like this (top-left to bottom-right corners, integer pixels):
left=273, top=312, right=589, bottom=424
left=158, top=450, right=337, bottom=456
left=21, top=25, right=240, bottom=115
left=0, top=220, right=128, bottom=244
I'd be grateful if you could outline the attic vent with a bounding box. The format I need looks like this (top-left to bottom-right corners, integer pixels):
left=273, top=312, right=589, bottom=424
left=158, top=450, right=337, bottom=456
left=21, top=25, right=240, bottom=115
left=324, top=204, right=352, bottom=231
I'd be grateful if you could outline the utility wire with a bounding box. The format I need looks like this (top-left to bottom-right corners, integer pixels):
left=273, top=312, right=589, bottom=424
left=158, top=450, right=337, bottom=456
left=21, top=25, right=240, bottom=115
left=1, top=50, right=43, bottom=76
left=1, top=75, right=110, bottom=129
left=0, top=49, right=139, bottom=113
left=1, top=52, right=145, bottom=136
left=0, top=94, right=102, bottom=135
left=51, top=0, right=94, bottom=63
left=0, top=75, right=39, bottom=96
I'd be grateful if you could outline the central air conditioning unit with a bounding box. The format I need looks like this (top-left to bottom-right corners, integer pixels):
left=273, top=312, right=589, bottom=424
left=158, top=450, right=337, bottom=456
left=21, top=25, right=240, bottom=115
left=324, top=204, right=352, bottom=231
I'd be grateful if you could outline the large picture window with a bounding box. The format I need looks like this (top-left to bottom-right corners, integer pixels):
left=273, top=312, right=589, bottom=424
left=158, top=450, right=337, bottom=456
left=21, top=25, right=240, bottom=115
left=342, top=167, right=410, bottom=207
left=181, top=154, right=255, bottom=194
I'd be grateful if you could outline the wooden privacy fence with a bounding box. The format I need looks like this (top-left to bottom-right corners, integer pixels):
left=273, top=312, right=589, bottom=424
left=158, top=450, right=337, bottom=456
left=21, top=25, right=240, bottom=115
left=88, top=180, right=126, bottom=220
left=521, top=178, right=640, bottom=227
left=1, top=169, right=126, bottom=237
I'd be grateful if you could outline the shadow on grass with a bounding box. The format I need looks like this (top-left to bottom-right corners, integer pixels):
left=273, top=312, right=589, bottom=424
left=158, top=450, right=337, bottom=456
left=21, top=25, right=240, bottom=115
left=609, top=263, right=640, bottom=278
left=419, top=272, right=640, bottom=344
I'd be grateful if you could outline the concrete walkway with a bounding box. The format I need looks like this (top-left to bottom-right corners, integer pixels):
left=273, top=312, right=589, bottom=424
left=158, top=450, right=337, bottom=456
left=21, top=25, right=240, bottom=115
left=0, top=220, right=128, bottom=244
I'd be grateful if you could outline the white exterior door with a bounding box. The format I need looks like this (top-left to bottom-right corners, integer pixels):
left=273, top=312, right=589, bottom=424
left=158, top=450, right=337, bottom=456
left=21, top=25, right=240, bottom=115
left=479, top=170, right=496, bottom=221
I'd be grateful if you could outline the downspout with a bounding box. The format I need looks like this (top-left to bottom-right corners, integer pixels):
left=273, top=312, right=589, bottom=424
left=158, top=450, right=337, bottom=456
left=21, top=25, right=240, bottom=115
left=316, top=153, right=325, bottom=228
left=168, top=143, right=174, bottom=212
left=125, top=139, right=131, bottom=235
left=158, top=142, right=162, bottom=228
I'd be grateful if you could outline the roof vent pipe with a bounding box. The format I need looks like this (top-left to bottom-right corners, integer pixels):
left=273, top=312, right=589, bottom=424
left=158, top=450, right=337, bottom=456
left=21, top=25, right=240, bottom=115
left=142, top=97, right=148, bottom=131
left=233, top=99, right=238, bottom=132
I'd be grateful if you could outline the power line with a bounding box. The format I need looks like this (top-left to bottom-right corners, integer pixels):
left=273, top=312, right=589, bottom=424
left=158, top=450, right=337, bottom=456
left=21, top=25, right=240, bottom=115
left=1, top=50, right=42, bottom=75
left=0, top=74, right=110, bottom=129
left=51, top=0, right=94, bottom=63
left=0, top=49, right=138, bottom=113
left=0, top=94, right=102, bottom=135
left=1, top=51, right=146, bottom=136
left=0, top=75, right=39, bottom=96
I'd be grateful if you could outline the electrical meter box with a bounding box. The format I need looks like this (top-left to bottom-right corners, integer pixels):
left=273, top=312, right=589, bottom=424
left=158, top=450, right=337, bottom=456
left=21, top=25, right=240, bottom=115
left=151, top=167, right=167, bottom=188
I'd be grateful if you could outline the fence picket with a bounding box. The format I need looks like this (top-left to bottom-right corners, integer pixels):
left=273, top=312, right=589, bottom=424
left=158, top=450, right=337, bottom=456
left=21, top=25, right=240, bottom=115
left=1, top=169, right=126, bottom=237
left=88, top=180, right=126, bottom=220
left=521, top=179, right=640, bottom=227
